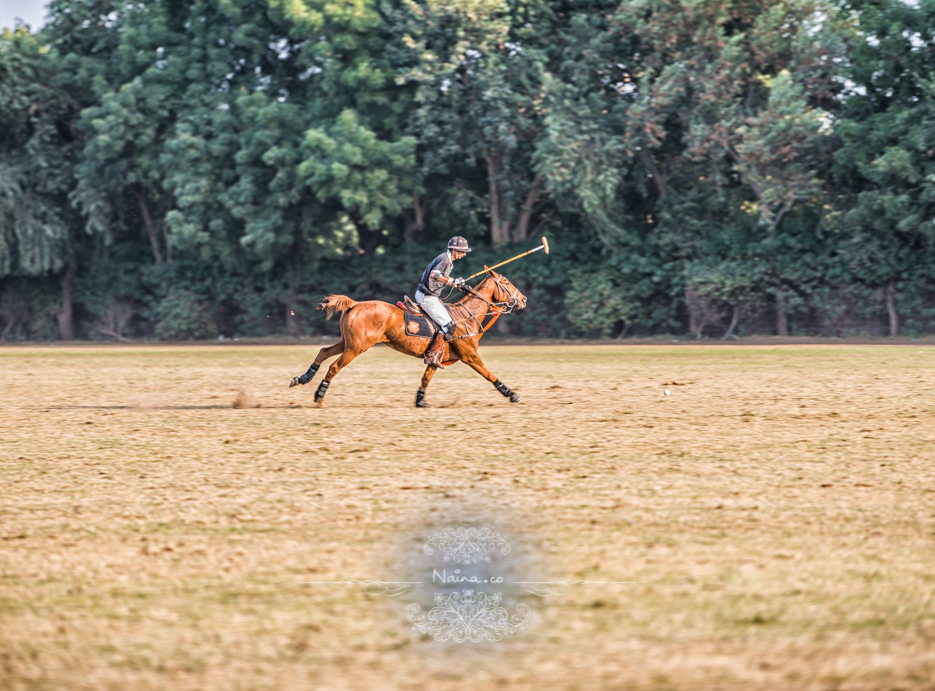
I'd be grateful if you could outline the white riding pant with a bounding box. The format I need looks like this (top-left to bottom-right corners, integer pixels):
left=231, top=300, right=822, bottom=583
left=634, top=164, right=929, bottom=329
left=415, top=290, right=454, bottom=329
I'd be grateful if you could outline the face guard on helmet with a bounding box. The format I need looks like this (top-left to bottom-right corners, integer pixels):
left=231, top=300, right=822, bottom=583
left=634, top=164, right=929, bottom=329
left=447, top=236, right=471, bottom=253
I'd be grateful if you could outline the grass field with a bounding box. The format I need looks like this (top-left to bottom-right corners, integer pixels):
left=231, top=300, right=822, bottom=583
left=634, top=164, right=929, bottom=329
left=1, top=342, right=933, bottom=691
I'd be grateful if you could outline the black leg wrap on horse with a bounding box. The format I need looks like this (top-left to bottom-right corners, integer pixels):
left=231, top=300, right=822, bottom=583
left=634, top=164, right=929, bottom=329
left=415, top=389, right=429, bottom=408
left=493, top=379, right=511, bottom=397
left=314, top=380, right=330, bottom=402
left=298, top=362, right=320, bottom=385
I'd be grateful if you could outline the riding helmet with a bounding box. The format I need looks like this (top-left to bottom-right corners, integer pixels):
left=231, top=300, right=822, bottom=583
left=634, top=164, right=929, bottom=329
left=448, top=236, right=472, bottom=253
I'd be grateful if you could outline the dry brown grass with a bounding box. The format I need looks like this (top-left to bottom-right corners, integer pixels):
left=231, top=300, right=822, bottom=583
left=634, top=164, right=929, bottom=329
left=1, top=343, right=933, bottom=691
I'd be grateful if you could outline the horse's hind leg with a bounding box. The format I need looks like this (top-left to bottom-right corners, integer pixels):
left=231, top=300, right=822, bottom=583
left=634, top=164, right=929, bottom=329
left=459, top=349, right=522, bottom=403
left=290, top=340, right=345, bottom=387
left=313, top=347, right=361, bottom=405
left=415, top=365, right=439, bottom=408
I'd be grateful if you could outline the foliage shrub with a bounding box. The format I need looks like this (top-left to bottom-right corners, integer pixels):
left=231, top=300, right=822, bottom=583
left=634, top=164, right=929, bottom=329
left=154, top=290, right=217, bottom=341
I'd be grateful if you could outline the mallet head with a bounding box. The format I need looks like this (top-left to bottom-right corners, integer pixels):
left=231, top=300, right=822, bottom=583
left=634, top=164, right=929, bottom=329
left=542, top=237, right=549, bottom=255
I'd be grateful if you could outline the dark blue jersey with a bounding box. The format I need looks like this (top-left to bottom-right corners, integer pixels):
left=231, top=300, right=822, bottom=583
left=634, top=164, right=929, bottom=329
left=418, top=252, right=453, bottom=297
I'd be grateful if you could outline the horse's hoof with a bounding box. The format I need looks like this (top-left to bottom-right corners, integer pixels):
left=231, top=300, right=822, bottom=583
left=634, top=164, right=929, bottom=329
left=510, top=393, right=522, bottom=403
left=289, top=377, right=300, bottom=388
left=316, top=400, right=326, bottom=408
left=416, top=399, right=431, bottom=408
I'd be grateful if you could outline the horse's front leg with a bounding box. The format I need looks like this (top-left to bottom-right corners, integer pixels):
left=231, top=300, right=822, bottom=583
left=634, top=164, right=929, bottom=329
left=456, top=348, right=522, bottom=403
left=289, top=340, right=344, bottom=387
left=415, top=364, right=439, bottom=408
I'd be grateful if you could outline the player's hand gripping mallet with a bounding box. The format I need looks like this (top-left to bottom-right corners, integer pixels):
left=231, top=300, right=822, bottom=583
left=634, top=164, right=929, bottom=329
left=463, top=237, right=550, bottom=282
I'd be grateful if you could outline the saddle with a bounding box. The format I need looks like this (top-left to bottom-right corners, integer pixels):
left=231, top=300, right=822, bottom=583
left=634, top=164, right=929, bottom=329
left=396, top=295, right=453, bottom=339
left=396, top=295, right=461, bottom=368
left=398, top=295, right=424, bottom=316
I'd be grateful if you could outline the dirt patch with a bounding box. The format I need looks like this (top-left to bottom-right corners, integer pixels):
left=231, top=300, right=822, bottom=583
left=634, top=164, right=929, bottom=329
left=1, top=344, right=933, bottom=690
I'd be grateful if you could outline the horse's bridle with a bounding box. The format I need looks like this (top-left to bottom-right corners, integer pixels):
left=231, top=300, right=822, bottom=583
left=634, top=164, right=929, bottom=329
left=495, top=274, right=523, bottom=313
left=463, top=274, right=522, bottom=315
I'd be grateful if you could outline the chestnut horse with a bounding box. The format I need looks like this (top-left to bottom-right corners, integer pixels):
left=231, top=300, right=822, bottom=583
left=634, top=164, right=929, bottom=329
left=289, top=271, right=526, bottom=407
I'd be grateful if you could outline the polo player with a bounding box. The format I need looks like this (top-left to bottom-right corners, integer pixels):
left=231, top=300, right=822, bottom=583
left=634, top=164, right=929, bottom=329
left=417, top=236, right=469, bottom=365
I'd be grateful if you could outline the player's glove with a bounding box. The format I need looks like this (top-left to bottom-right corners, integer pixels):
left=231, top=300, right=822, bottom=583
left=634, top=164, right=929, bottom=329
left=453, top=277, right=465, bottom=289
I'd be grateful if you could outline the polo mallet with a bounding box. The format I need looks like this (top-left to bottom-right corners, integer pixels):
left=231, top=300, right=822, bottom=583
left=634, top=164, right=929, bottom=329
left=464, top=237, right=550, bottom=282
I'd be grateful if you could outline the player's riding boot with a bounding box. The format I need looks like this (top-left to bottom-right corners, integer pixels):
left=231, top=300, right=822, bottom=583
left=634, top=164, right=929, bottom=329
left=423, top=321, right=457, bottom=366
left=423, top=331, right=445, bottom=366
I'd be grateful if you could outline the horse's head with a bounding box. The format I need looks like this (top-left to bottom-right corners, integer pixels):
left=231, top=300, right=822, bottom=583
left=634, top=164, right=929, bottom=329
left=483, top=270, right=527, bottom=312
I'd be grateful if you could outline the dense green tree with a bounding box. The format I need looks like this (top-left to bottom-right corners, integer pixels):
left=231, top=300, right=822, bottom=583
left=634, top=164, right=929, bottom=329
left=537, top=0, right=846, bottom=335
left=387, top=0, right=550, bottom=244
left=833, top=0, right=935, bottom=336
left=2, top=0, right=935, bottom=341
left=0, top=26, right=82, bottom=338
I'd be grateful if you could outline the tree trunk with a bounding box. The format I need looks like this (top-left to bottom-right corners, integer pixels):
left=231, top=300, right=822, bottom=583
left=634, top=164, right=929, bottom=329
left=776, top=292, right=788, bottom=336
left=350, top=212, right=384, bottom=255
left=1, top=317, right=16, bottom=342
left=285, top=303, right=297, bottom=335
left=56, top=259, right=77, bottom=341
left=638, top=149, right=668, bottom=198
left=403, top=194, right=425, bottom=244
left=722, top=305, right=739, bottom=339
left=285, top=268, right=299, bottom=336
left=485, top=153, right=509, bottom=244
left=133, top=187, right=163, bottom=265
left=685, top=283, right=703, bottom=339
left=886, top=280, right=898, bottom=337
left=411, top=194, right=424, bottom=234
left=162, top=191, right=174, bottom=264
left=514, top=176, right=542, bottom=241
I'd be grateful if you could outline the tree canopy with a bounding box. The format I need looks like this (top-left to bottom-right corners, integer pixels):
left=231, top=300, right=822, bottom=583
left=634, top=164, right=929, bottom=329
left=2, top=0, right=935, bottom=341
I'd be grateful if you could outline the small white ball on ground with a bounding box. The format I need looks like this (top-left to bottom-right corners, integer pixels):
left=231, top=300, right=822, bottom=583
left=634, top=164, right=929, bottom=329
left=664, top=389, right=670, bottom=396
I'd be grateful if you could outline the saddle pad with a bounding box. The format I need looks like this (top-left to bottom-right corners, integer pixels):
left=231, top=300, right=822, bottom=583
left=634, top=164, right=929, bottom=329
left=402, top=312, right=435, bottom=338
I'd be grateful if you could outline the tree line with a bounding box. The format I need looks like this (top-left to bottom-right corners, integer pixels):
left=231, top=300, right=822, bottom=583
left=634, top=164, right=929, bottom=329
left=1, top=0, right=934, bottom=341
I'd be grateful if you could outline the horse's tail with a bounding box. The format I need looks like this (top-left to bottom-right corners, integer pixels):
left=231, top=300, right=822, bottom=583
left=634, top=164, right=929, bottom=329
left=317, top=295, right=357, bottom=320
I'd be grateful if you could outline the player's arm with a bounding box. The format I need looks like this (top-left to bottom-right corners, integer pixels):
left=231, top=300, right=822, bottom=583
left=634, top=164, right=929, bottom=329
left=431, top=272, right=464, bottom=287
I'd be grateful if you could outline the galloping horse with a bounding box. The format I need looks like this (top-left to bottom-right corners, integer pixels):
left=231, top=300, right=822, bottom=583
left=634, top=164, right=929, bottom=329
left=289, top=271, right=526, bottom=407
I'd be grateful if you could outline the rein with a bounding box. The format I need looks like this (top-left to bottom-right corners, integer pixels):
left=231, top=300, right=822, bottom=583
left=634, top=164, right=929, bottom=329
left=449, top=276, right=520, bottom=340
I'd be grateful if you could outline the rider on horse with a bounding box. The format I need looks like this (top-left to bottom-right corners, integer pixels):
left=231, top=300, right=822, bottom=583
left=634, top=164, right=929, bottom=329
left=417, top=236, right=470, bottom=366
